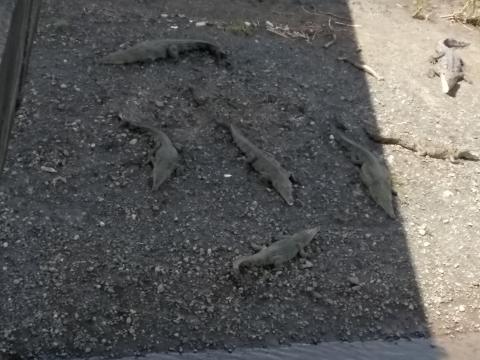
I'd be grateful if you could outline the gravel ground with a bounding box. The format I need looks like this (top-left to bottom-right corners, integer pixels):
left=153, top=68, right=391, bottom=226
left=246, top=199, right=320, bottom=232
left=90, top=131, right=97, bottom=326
left=0, top=0, right=478, bottom=358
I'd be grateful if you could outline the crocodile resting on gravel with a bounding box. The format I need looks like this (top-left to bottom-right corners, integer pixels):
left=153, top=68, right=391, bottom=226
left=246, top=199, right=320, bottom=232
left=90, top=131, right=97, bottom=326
left=332, top=123, right=395, bottom=219
left=233, top=226, right=321, bottom=274
left=221, top=122, right=294, bottom=206
left=365, top=126, right=479, bottom=163
left=120, top=117, right=179, bottom=191
left=428, top=38, right=471, bottom=95
left=99, top=38, right=226, bottom=65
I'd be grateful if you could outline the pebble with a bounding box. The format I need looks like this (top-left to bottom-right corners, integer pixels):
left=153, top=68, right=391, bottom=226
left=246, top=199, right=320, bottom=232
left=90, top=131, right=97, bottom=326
left=442, top=190, right=454, bottom=198
left=40, top=166, right=57, bottom=173
left=195, top=21, right=207, bottom=27
left=301, top=260, right=314, bottom=269
left=129, top=138, right=138, bottom=145
left=347, top=275, right=360, bottom=286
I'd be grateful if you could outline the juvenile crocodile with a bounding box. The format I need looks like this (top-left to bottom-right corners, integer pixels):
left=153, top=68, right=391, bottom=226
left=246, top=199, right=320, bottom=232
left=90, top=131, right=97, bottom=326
left=333, top=124, right=395, bottom=219
left=228, top=123, right=294, bottom=206
left=365, top=126, right=479, bottom=163
left=233, top=226, right=321, bottom=274
left=121, top=118, right=179, bottom=190
left=99, top=38, right=226, bottom=64
left=428, top=38, right=470, bottom=94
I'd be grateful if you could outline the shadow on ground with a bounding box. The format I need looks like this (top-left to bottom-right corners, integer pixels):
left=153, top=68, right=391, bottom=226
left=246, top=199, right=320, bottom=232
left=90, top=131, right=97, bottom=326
left=0, top=0, right=435, bottom=358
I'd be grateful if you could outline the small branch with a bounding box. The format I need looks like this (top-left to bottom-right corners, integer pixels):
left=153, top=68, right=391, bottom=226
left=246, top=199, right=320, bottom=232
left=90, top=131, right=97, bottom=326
left=334, top=21, right=361, bottom=27
left=266, top=27, right=291, bottom=39
left=337, top=57, right=384, bottom=81
left=323, top=18, right=337, bottom=49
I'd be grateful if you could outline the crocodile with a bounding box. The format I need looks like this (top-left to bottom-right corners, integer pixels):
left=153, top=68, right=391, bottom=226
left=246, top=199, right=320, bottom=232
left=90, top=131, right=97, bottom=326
left=428, top=38, right=470, bottom=94
left=227, top=123, right=294, bottom=206
left=332, top=124, right=395, bottom=219
left=365, top=126, right=479, bottom=163
left=99, top=38, right=226, bottom=65
left=233, top=226, right=321, bottom=274
left=120, top=118, right=179, bottom=191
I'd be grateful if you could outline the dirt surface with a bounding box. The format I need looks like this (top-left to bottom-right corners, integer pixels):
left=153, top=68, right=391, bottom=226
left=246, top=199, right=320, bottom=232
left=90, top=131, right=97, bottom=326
left=0, top=0, right=479, bottom=358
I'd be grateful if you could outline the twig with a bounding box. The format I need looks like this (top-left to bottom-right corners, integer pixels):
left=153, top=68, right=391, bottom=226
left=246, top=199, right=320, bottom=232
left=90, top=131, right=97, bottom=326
left=323, top=18, right=336, bottom=49
left=302, top=5, right=350, bottom=21
left=266, top=27, right=290, bottom=39
left=337, top=56, right=384, bottom=81
left=334, top=21, right=361, bottom=27
left=266, top=22, right=311, bottom=41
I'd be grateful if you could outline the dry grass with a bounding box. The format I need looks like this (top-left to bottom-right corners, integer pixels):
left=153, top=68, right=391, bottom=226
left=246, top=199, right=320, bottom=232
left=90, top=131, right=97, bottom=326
left=412, top=0, right=480, bottom=25
left=412, top=0, right=429, bottom=19
left=441, top=0, right=480, bottom=26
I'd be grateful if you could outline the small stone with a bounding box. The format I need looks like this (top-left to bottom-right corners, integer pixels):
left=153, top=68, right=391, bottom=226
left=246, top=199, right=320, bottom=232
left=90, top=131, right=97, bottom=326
left=301, top=260, right=314, bottom=269
left=170, top=25, right=178, bottom=29
left=459, top=305, right=466, bottom=312
left=129, top=138, right=138, bottom=145
left=99, top=221, right=105, bottom=227
left=223, top=174, right=232, bottom=178
left=52, top=176, right=67, bottom=186
left=73, top=234, right=80, bottom=240
left=60, top=83, right=68, bottom=89
left=2, top=242, right=8, bottom=248
left=347, top=275, right=360, bottom=286
left=442, top=190, right=454, bottom=198
left=265, top=20, right=274, bottom=28
left=157, top=284, right=165, bottom=293
left=161, top=13, right=168, bottom=18
left=195, top=21, right=207, bottom=27
left=41, top=166, right=57, bottom=173
left=418, top=228, right=426, bottom=236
